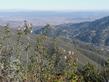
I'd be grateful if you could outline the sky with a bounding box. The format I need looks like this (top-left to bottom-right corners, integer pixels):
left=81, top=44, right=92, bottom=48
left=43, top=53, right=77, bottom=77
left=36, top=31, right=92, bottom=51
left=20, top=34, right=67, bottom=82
left=0, top=0, right=109, bottom=11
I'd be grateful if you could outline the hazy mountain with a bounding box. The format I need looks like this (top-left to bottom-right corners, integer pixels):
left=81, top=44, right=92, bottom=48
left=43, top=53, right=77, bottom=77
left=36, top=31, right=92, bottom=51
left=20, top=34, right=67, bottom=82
left=57, top=16, right=109, bottom=46
left=34, top=16, right=109, bottom=47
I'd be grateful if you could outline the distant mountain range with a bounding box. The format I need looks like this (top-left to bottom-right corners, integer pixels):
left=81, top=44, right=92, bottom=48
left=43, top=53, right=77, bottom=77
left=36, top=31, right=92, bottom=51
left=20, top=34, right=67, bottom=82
left=34, top=16, right=109, bottom=47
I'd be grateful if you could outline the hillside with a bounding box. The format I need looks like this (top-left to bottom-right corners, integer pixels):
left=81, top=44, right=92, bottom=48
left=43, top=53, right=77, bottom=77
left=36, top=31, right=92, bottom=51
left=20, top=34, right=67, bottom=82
left=32, top=16, right=109, bottom=69
left=57, top=16, right=109, bottom=46
left=34, top=16, right=109, bottom=47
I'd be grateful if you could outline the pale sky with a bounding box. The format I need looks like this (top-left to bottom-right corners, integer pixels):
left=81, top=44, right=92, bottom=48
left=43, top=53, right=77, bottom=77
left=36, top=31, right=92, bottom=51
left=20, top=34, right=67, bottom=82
left=0, top=0, right=109, bottom=11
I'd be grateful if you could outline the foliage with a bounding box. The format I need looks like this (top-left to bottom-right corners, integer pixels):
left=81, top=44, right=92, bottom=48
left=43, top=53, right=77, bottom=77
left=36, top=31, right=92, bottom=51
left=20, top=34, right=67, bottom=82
left=81, top=63, right=104, bottom=82
left=0, top=23, right=109, bottom=82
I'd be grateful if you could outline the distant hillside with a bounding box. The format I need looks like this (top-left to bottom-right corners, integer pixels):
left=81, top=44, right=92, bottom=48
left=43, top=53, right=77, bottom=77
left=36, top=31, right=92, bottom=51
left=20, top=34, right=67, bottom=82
left=73, top=16, right=109, bottom=46
left=34, top=16, right=109, bottom=47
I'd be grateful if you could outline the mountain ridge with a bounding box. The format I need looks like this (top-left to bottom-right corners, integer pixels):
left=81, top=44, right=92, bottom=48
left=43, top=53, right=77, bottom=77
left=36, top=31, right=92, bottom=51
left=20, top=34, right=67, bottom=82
left=33, top=15, right=109, bottom=46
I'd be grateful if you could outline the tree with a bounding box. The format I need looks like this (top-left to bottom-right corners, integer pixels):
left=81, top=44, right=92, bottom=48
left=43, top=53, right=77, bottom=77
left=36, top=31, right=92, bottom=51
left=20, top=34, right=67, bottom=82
left=81, top=63, right=104, bottom=82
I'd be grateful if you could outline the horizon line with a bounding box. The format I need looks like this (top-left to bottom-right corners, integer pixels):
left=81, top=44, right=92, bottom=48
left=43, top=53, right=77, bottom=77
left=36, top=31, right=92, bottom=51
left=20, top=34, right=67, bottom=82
left=0, top=9, right=109, bottom=12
